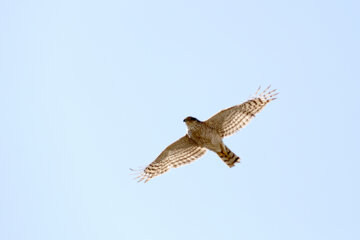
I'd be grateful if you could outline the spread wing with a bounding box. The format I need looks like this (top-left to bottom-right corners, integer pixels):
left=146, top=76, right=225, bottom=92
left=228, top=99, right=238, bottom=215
left=205, top=86, right=278, bottom=137
left=133, top=135, right=207, bottom=182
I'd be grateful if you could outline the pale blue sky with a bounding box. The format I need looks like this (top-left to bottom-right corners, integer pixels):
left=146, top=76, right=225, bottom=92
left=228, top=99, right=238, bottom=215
left=1, top=0, right=359, bottom=239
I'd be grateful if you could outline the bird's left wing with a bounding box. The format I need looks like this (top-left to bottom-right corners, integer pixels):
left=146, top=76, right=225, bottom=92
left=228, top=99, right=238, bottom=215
left=205, top=86, right=278, bottom=137
left=132, top=135, right=207, bottom=182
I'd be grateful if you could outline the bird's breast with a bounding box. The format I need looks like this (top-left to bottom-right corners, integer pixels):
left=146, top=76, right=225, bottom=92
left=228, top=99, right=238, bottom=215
left=187, top=126, right=222, bottom=152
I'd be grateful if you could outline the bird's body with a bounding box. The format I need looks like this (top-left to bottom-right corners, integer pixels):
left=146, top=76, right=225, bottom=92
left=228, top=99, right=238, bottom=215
left=184, top=117, right=240, bottom=167
left=185, top=118, right=222, bottom=153
left=133, top=86, right=278, bottom=182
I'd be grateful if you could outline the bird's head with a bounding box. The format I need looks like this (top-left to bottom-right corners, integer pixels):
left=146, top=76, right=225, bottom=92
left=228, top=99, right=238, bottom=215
left=183, top=116, right=200, bottom=123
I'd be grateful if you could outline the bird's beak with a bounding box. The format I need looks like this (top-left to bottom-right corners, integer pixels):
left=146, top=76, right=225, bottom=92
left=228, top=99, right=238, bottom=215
left=183, top=118, right=186, bottom=122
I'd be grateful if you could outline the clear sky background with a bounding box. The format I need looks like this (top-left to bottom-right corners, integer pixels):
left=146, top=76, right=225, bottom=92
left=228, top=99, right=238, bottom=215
left=1, top=1, right=359, bottom=239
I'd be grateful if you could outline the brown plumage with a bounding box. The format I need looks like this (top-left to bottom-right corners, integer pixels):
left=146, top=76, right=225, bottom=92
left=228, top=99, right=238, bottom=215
left=217, top=145, right=240, bottom=168
left=132, top=86, right=278, bottom=182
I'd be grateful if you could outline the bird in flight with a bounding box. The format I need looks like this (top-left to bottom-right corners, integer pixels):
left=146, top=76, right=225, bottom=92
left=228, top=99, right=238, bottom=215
left=132, top=86, right=278, bottom=182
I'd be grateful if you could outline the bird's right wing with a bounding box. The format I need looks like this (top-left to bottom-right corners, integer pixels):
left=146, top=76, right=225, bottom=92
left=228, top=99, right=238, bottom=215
left=132, top=135, right=207, bottom=182
left=205, top=86, right=278, bottom=137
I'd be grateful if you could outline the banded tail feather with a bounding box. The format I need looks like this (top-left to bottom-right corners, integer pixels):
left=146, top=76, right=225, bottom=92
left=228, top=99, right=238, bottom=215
left=217, top=145, right=240, bottom=168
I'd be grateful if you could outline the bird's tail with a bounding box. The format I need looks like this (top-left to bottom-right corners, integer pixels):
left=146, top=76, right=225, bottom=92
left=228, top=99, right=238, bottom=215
left=217, top=144, right=240, bottom=168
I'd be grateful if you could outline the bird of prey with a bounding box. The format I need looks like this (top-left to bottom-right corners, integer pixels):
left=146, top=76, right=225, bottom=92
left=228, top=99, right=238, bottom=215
left=132, top=86, right=278, bottom=182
